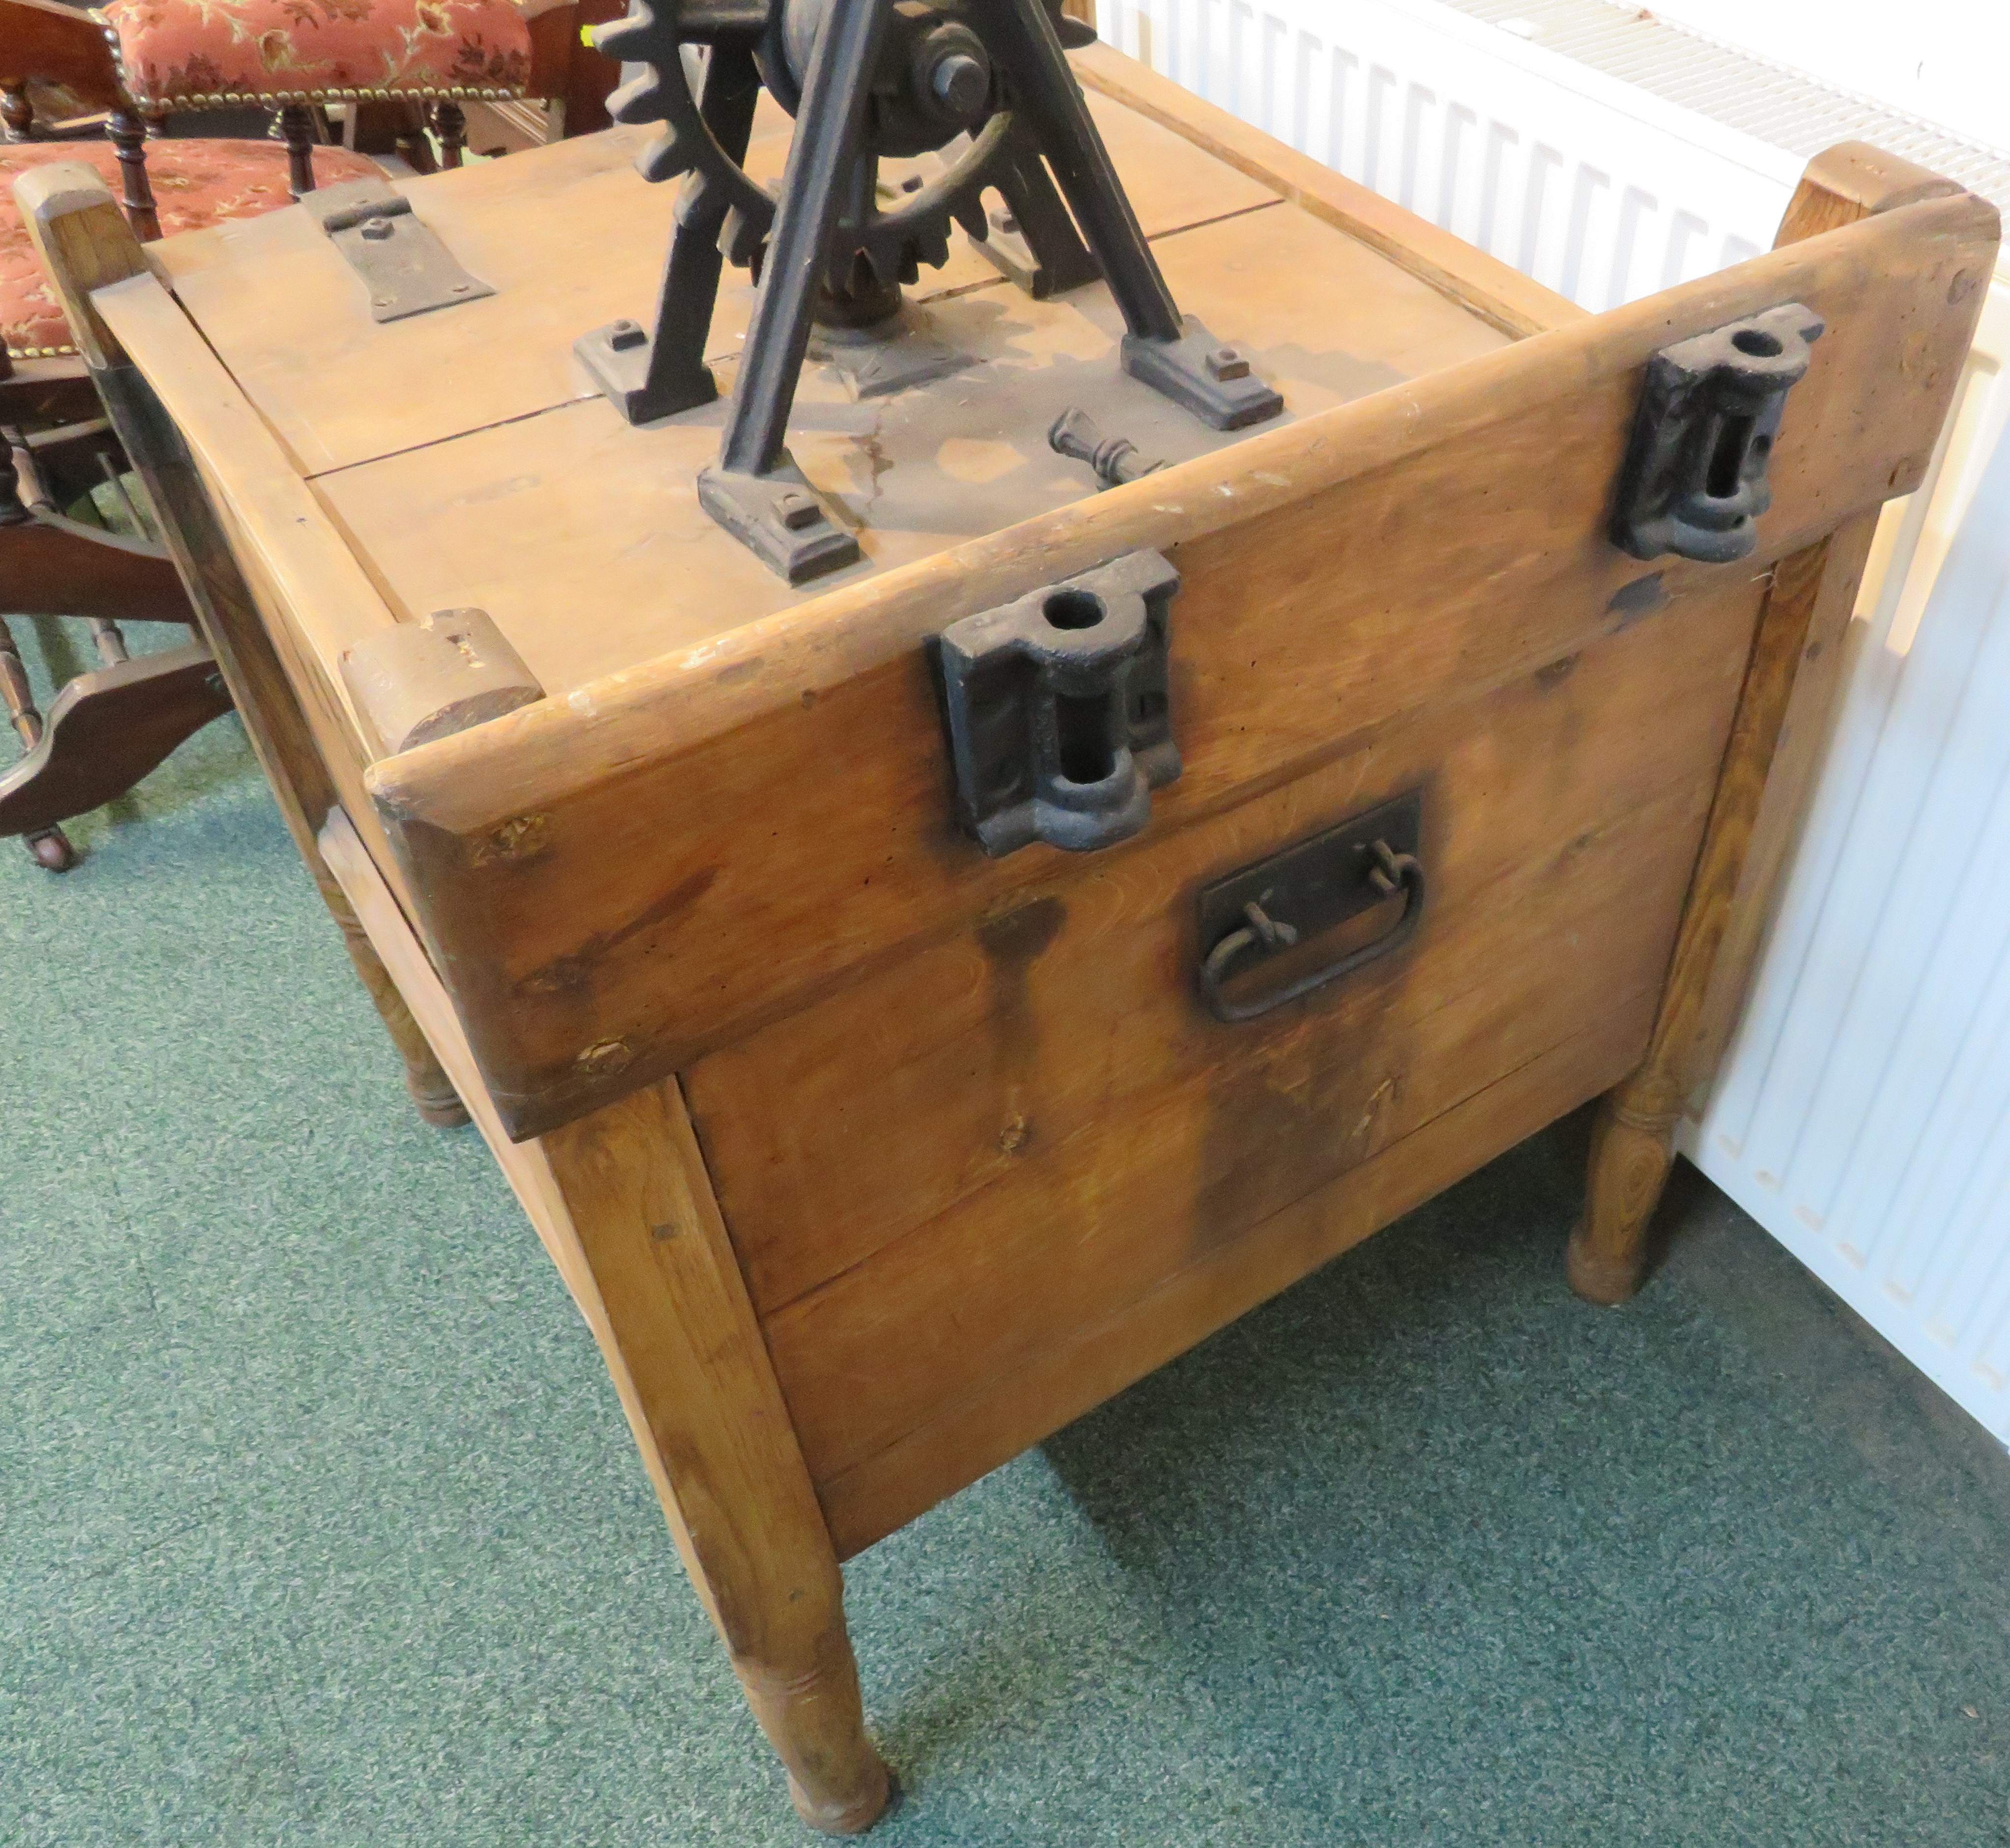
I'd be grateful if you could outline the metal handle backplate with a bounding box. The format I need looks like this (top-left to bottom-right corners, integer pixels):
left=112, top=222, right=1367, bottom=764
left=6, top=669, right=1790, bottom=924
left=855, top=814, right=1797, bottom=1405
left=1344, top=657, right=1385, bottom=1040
left=1196, top=790, right=1426, bottom=1023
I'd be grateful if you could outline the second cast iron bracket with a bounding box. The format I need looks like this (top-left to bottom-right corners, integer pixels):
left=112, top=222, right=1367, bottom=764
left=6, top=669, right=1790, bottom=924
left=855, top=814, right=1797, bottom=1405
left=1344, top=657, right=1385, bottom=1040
left=931, top=548, right=1180, bottom=856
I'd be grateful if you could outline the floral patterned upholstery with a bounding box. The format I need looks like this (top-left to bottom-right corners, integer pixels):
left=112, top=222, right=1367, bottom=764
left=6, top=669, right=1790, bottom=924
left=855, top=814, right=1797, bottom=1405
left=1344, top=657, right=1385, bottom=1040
left=2, top=139, right=384, bottom=357
left=101, top=0, right=534, bottom=111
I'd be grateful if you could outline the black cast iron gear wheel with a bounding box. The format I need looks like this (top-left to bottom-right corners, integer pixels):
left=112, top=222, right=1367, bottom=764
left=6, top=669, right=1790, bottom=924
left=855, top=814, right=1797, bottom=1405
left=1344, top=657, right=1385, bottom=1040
left=593, top=0, right=1010, bottom=291
left=597, top=2, right=778, bottom=228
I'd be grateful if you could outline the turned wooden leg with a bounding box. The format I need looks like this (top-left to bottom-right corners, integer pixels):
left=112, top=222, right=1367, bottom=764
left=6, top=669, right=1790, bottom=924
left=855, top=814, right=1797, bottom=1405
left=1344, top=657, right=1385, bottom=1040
left=1568, top=1085, right=1680, bottom=1304
left=0, top=614, right=78, bottom=870
left=328, top=891, right=469, bottom=1124
left=543, top=1084, right=892, bottom=1833
left=106, top=108, right=161, bottom=241
left=391, top=100, right=439, bottom=175
left=433, top=100, right=467, bottom=168
left=739, top=1627, right=894, bottom=1835
left=0, top=427, right=27, bottom=526
left=1569, top=145, right=1959, bottom=1305
left=1, top=613, right=44, bottom=751
left=0, top=611, right=73, bottom=869
left=278, top=104, right=317, bottom=197
left=317, top=820, right=887, bottom=1825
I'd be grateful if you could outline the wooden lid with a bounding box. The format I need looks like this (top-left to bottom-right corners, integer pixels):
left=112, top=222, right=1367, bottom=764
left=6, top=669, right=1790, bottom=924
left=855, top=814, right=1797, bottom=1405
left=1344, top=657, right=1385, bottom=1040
left=147, top=92, right=1508, bottom=695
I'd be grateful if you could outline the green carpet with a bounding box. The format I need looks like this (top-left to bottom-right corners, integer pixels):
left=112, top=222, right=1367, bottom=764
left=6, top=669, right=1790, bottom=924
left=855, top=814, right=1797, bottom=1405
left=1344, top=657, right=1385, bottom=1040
left=5, top=615, right=2010, bottom=1847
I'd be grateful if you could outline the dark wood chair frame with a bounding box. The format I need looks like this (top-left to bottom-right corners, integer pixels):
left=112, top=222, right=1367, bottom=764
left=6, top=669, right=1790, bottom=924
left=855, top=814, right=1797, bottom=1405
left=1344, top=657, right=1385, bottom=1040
left=0, top=417, right=225, bottom=868
left=0, top=0, right=615, bottom=868
left=0, top=2, right=224, bottom=867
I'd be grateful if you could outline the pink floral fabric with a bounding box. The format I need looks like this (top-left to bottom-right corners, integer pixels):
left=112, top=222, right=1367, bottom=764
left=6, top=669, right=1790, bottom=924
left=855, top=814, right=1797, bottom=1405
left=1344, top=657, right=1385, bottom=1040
left=2, top=139, right=384, bottom=357
left=102, top=0, right=533, bottom=108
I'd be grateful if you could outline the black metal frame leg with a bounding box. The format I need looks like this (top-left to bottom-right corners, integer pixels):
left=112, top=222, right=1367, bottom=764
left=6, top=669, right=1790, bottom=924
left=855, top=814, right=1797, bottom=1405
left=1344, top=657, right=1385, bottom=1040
left=696, top=0, right=894, bottom=582
left=981, top=0, right=1283, bottom=428
left=577, top=39, right=767, bottom=424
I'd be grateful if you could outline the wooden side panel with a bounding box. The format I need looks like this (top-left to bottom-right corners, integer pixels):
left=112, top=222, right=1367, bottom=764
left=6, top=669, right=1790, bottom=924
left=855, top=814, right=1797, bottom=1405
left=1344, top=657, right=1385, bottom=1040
left=13, top=166, right=457, bottom=1116
left=692, top=573, right=1759, bottom=1317
left=90, top=271, right=415, bottom=926
left=821, top=1002, right=1649, bottom=1557
left=92, top=274, right=400, bottom=674
left=683, top=574, right=1765, bottom=1545
left=364, top=192, right=1997, bottom=1141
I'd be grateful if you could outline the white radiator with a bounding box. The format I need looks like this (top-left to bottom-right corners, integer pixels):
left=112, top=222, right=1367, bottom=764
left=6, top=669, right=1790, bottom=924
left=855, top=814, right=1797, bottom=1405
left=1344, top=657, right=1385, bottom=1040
left=1094, top=0, right=2010, bottom=1443
left=1687, top=308, right=2010, bottom=1446
left=1093, top=0, right=1799, bottom=309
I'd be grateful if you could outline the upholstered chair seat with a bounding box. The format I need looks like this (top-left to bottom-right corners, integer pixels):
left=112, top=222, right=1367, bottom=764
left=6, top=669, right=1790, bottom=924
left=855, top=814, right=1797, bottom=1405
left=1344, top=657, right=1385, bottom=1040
left=0, top=138, right=383, bottom=358
left=97, top=0, right=536, bottom=115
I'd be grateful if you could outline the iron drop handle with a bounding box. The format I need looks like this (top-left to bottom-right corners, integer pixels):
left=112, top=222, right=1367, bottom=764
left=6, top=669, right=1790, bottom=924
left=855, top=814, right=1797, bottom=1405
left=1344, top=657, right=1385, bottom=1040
left=1199, top=836, right=1426, bottom=1023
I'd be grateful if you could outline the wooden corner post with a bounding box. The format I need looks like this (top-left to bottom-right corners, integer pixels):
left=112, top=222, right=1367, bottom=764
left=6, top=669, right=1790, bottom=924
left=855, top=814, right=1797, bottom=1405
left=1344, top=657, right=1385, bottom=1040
left=1567, top=142, right=1986, bottom=1303
left=541, top=1081, right=892, bottom=1833
left=11, top=163, right=468, bottom=1126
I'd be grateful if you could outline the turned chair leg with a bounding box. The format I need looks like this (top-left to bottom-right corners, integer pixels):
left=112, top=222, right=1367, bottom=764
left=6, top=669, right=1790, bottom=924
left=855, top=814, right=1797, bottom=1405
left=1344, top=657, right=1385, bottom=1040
left=278, top=103, right=317, bottom=198
left=433, top=100, right=467, bottom=169
left=0, top=615, right=78, bottom=872
left=1, top=80, right=32, bottom=142
left=106, top=107, right=162, bottom=241
left=1, top=440, right=72, bottom=868
left=391, top=100, right=439, bottom=174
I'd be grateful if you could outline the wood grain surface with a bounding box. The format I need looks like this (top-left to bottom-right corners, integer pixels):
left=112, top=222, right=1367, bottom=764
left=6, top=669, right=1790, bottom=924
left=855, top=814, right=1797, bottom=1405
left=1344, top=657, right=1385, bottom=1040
left=698, top=581, right=1760, bottom=1536
left=355, top=190, right=1996, bottom=1139
left=311, top=198, right=1507, bottom=694
left=693, top=572, right=1762, bottom=1318
left=149, top=90, right=1281, bottom=478
left=822, top=996, right=1652, bottom=1557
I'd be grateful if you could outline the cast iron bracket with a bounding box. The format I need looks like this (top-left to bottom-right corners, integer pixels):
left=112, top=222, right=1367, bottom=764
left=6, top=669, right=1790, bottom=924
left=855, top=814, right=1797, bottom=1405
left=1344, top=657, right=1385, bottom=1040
left=1124, top=317, right=1283, bottom=431
left=584, top=0, right=1286, bottom=581
left=932, top=548, right=1180, bottom=857
left=1610, top=301, right=1823, bottom=563
left=303, top=179, right=495, bottom=323
left=697, top=458, right=861, bottom=582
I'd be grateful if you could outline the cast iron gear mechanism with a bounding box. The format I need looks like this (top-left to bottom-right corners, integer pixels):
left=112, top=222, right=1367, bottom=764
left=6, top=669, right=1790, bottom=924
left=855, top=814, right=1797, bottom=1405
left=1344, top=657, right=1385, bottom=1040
left=573, top=0, right=1285, bottom=583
